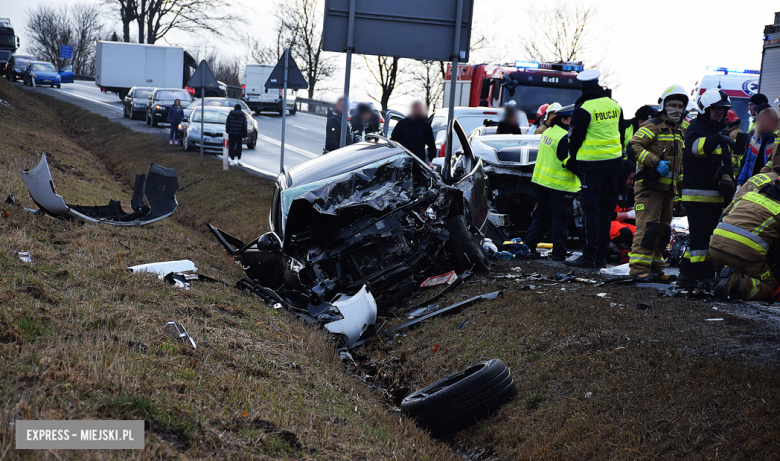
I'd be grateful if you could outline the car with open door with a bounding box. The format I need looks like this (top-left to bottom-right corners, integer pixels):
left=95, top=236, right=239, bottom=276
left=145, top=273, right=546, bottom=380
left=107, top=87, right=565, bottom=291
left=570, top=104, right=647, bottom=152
left=208, top=118, right=490, bottom=318
left=58, top=64, right=74, bottom=83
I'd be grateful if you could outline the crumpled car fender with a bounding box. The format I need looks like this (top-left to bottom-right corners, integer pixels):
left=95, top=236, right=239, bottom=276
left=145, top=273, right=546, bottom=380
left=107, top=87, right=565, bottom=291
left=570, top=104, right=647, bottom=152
left=323, top=285, right=378, bottom=347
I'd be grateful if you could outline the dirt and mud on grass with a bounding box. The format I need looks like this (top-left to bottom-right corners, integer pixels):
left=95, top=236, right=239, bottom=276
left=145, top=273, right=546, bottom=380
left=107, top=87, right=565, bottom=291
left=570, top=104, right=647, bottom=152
left=2, top=76, right=780, bottom=459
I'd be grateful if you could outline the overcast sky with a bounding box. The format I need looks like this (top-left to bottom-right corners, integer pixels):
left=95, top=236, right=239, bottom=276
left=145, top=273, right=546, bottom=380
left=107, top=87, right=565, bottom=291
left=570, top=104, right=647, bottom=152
left=5, top=0, right=778, bottom=114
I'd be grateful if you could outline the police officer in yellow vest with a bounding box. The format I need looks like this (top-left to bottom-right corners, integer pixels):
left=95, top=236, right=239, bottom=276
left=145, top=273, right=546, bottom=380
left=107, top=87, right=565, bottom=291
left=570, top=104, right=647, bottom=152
left=564, top=69, right=625, bottom=269
left=627, top=84, right=688, bottom=282
left=523, top=104, right=579, bottom=261
left=712, top=170, right=780, bottom=301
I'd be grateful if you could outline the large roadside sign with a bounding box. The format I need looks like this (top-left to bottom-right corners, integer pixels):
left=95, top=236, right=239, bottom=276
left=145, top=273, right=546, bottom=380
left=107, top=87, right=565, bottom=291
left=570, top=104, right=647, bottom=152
left=321, top=0, right=474, bottom=62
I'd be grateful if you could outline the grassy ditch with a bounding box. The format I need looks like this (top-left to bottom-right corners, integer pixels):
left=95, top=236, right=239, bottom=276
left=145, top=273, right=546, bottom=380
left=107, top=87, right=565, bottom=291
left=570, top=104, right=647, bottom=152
left=2, top=78, right=780, bottom=459
left=0, top=79, right=456, bottom=460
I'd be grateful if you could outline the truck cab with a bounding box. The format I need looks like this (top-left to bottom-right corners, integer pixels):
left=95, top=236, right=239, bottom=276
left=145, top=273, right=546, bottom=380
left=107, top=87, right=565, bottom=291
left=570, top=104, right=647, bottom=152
left=444, top=61, right=584, bottom=124
left=0, top=18, right=19, bottom=76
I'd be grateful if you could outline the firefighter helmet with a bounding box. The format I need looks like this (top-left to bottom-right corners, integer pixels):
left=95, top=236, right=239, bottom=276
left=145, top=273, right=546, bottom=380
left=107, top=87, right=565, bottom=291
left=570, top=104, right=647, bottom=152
left=695, top=89, right=731, bottom=114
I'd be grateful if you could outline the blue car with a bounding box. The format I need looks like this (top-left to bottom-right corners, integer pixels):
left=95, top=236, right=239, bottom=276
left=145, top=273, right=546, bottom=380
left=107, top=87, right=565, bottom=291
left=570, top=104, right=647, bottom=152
left=58, top=64, right=74, bottom=83
left=23, top=61, right=61, bottom=88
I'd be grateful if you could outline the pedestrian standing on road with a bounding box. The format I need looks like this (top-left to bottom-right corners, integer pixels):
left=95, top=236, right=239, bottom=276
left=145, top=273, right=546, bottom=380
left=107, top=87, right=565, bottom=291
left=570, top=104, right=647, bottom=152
left=678, top=89, right=735, bottom=290
left=627, top=84, right=688, bottom=283
left=325, top=97, right=351, bottom=153
left=225, top=104, right=247, bottom=166
left=390, top=100, right=437, bottom=164
left=167, top=99, right=184, bottom=145
left=351, top=103, right=381, bottom=143
left=496, top=105, right=522, bottom=135
left=564, top=69, right=625, bottom=269
left=747, top=93, right=769, bottom=134
left=522, top=104, right=579, bottom=261
left=622, top=105, right=656, bottom=160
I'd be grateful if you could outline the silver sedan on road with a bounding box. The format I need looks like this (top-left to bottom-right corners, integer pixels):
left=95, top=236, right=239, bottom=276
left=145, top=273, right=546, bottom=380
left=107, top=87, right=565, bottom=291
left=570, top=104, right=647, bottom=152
left=180, top=107, right=257, bottom=152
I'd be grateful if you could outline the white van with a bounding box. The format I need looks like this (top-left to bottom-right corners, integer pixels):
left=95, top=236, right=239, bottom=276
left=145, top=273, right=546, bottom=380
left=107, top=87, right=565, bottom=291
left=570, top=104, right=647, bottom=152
left=242, top=64, right=297, bottom=115
left=691, top=68, right=760, bottom=133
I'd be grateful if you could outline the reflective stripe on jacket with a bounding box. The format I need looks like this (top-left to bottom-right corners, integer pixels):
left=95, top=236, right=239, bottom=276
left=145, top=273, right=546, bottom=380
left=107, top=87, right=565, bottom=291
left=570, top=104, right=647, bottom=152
left=631, top=114, right=683, bottom=194
left=532, top=125, right=581, bottom=192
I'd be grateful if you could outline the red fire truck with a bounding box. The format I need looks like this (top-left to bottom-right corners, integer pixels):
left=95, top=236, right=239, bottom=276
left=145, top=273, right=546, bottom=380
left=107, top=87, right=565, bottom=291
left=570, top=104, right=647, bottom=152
left=444, top=61, right=585, bottom=124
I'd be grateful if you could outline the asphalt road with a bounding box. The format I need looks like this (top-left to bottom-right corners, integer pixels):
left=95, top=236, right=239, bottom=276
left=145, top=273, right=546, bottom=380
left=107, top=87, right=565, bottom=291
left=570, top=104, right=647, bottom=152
left=14, top=80, right=327, bottom=178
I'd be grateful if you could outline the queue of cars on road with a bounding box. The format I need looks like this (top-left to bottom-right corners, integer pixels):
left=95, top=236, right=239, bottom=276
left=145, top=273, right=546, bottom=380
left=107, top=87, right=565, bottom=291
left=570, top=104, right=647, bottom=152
left=3, top=53, right=74, bottom=87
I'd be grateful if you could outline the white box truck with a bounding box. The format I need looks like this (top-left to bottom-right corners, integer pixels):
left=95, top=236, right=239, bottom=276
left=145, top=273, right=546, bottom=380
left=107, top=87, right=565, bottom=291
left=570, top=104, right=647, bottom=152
left=95, top=41, right=184, bottom=100
left=242, top=64, right=297, bottom=115
left=759, top=12, right=780, bottom=108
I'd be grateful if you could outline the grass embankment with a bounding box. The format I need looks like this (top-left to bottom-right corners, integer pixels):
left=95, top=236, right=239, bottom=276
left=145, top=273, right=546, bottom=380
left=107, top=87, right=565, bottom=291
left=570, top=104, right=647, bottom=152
left=2, top=78, right=780, bottom=460
left=0, top=79, right=455, bottom=460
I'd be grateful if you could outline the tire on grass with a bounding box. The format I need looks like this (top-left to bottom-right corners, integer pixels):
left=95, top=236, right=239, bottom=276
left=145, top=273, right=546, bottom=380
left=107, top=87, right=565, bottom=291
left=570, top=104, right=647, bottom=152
left=401, top=359, right=517, bottom=436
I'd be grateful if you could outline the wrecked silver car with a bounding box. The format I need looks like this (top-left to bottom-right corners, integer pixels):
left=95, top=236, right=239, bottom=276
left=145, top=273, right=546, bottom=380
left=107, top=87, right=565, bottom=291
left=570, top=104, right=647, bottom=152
left=210, top=121, right=490, bottom=343
left=20, top=153, right=178, bottom=225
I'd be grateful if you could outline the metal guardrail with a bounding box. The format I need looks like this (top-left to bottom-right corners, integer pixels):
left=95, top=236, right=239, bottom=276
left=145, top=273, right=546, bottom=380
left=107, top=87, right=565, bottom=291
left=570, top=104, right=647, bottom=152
left=295, top=98, right=333, bottom=117
left=75, top=75, right=95, bottom=81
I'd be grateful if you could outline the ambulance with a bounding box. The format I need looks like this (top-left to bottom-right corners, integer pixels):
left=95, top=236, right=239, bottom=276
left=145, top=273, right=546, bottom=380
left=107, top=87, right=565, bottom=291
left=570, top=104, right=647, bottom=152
left=690, top=67, right=760, bottom=133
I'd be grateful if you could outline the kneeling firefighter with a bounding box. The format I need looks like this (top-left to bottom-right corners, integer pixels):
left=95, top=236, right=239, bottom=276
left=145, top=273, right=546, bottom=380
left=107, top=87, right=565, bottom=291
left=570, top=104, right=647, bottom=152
left=524, top=104, right=579, bottom=260
left=627, top=84, right=687, bottom=282
left=679, top=89, right=735, bottom=289
left=712, top=169, right=780, bottom=301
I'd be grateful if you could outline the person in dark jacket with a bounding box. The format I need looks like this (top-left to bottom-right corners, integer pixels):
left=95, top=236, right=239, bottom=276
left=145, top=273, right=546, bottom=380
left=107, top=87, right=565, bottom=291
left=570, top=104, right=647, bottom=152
left=390, top=100, right=436, bottom=163
left=351, top=103, right=381, bottom=143
left=678, top=89, right=735, bottom=290
left=564, top=69, right=625, bottom=269
left=325, top=97, right=351, bottom=153
left=225, top=104, right=247, bottom=166
left=167, top=99, right=184, bottom=145
left=622, top=105, right=655, bottom=159
left=496, top=105, right=522, bottom=135
left=738, top=105, right=779, bottom=186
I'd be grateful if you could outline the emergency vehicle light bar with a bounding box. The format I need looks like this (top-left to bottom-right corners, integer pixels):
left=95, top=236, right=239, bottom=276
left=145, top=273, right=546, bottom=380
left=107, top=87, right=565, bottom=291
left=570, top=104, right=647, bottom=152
left=706, top=66, right=760, bottom=75
left=514, top=60, right=584, bottom=72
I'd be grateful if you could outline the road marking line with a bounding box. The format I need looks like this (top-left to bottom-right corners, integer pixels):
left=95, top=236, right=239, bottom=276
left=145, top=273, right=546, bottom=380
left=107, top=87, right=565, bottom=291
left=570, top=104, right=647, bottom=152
left=291, top=124, right=311, bottom=131
left=258, top=115, right=271, bottom=119
left=296, top=112, right=328, bottom=121
left=257, top=134, right=318, bottom=158
left=214, top=154, right=277, bottom=179
left=48, top=88, right=123, bottom=113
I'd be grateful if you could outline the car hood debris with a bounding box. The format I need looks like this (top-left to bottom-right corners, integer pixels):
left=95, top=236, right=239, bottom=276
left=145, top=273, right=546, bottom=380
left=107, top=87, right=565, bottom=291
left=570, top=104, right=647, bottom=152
left=20, top=153, right=178, bottom=226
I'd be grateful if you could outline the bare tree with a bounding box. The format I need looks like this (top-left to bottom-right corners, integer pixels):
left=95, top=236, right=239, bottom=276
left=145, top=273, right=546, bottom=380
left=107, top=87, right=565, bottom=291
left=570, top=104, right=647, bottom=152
left=102, top=0, right=243, bottom=45
left=25, top=4, right=104, bottom=74
left=204, top=51, right=242, bottom=86
left=249, top=0, right=337, bottom=98
left=365, top=56, right=404, bottom=111
left=411, top=60, right=444, bottom=110
left=518, top=1, right=614, bottom=85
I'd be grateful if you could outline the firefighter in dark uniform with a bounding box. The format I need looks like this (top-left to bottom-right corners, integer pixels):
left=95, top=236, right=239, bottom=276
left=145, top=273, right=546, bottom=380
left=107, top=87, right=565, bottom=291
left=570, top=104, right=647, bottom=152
left=713, top=170, right=780, bottom=301
left=564, top=69, right=625, bottom=269
left=678, top=89, right=736, bottom=289
left=627, top=84, right=688, bottom=282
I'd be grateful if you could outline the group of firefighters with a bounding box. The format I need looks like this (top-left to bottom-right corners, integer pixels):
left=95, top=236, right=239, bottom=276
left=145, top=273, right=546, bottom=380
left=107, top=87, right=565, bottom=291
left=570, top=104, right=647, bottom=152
left=525, top=69, right=780, bottom=302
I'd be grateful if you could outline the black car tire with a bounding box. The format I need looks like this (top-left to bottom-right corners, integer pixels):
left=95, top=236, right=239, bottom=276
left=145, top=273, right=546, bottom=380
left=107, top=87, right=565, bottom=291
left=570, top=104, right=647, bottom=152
left=290, top=106, right=297, bottom=115
left=151, top=115, right=158, bottom=127
left=123, top=105, right=129, bottom=118
left=55, top=84, right=61, bottom=89
left=401, top=359, right=517, bottom=436
left=446, top=214, right=490, bottom=272
left=247, top=131, right=257, bottom=149
left=146, top=111, right=151, bottom=126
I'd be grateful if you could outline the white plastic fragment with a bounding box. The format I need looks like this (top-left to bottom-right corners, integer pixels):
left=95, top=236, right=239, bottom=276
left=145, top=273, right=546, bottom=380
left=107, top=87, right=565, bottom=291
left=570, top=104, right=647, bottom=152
left=14, top=251, right=32, bottom=263
left=128, top=260, right=197, bottom=278
left=323, top=285, right=378, bottom=347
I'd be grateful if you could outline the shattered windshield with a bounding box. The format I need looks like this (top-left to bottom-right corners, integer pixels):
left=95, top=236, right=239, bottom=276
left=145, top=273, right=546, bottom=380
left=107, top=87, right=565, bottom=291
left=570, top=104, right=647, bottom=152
left=280, top=154, right=409, bottom=219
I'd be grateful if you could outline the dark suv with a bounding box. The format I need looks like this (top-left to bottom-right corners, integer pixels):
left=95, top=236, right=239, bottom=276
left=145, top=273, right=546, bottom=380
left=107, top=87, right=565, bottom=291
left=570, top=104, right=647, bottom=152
left=5, top=53, right=36, bottom=82
left=123, top=86, right=154, bottom=120
left=145, top=88, right=192, bottom=127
